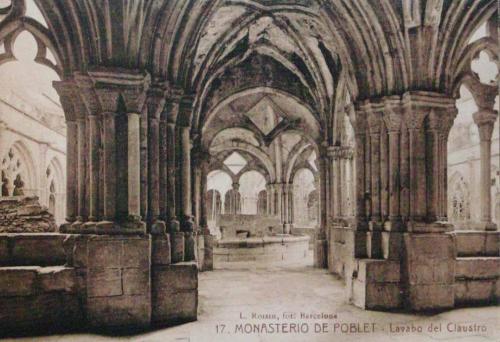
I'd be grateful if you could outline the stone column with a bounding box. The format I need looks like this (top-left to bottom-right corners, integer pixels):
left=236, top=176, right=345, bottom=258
left=314, top=153, right=328, bottom=268
left=277, top=183, right=285, bottom=223
left=65, top=120, right=78, bottom=223
left=159, top=101, right=168, bottom=223
left=180, top=124, right=196, bottom=261
left=198, top=155, right=210, bottom=233
left=283, top=183, right=293, bottom=234
left=367, top=108, right=383, bottom=258
left=127, top=113, right=141, bottom=219
left=349, top=93, right=459, bottom=311
left=383, top=107, right=402, bottom=230
left=327, top=147, right=338, bottom=219
left=87, top=115, right=100, bottom=223
left=76, top=117, right=87, bottom=224
left=101, top=112, right=116, bottom=225
left=167, top=121, right=178, bottom=229
left=231, top=182, right=241, bottom=214
left=473, top=109, right=498, bottom=231
left=88, top=69, right=150, bottom=233
left=288, top=184, right=294, bottom=225
left=266, top=184, right=272, bottom=215
left=53, top=81, right=84, bottom=228
left=179, top=126, right=193, bottom=226
left=146, top=86, right=167, bottom=234
left=268, top=183, right=275, bottom=215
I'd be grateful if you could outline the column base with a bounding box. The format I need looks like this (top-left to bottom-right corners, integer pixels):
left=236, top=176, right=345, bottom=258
left=184, top=233, right=196, bottom=261
left=168, top=218, right=180, bottom=234
left=151, top=220, right=166, bottom=235
left=283, top=223, right=293, bottom=234
left=367, top=221, right=383, bottom=259
left=152, top=233, right=171, bottom=265
left=313, top=239, right=327, bottom=268
left=383, top=218, right=404, bottom=231
left=61, top=219, right=147, bottom=235
left=407, top=220, right=453, bottom=233
left=474, top=221, right=498, bottom=231
left=171, top=232, right=185, bottom=263
left=202, top=234, right=214, bottom=271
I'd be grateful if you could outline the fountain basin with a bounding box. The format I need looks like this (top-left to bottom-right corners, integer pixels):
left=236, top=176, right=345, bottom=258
left=214, top=234, right=310, bottom=264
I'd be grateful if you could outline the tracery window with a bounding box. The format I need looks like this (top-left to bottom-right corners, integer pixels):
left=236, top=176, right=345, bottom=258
left=1, top=147, right=27, bottom=197
left=448, top=177, right=470, bottom=223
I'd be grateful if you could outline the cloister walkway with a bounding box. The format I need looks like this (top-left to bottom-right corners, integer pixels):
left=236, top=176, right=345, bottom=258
left=10, top=259, right=499, bottom=342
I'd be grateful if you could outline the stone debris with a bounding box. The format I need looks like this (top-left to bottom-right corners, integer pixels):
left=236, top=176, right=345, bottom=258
left=0, top=196, right=57, bottom=233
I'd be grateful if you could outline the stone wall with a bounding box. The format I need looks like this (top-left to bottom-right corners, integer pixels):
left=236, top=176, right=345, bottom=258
left=0, top=197, right=57, bottom=233
left=328, top=225, right=500, bottom=311
left=0, top=232, right=200, bottom=335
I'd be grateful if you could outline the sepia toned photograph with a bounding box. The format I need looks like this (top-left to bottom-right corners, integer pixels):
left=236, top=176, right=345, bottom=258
left=0, top=0, right=498, bottom=341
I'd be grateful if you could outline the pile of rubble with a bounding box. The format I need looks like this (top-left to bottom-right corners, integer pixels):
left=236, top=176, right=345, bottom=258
left=0, top=196, right=57, bottom=233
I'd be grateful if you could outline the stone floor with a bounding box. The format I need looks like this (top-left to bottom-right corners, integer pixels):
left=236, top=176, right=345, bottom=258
left=4, top=255, right=499, bottom=342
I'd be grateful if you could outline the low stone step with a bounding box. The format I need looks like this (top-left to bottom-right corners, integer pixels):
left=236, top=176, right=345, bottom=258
left=454, top=257, right=500, bottom=305
left=454, top=231, right=499, bottom=257
left=455, top=257, right=500, bottom=280
left=0, top=265, right=76, bottom=297
left=0, top=266, right=81, bottom=335
left=0, top=233, right=73, bottom=266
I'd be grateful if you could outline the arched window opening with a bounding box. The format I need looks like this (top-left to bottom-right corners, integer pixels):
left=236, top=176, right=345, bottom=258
left=239, top=170, right=266, bottom=214
left=1, top=146, right=32, bottom=197
left=257, top=190, right=267, bottom=215
left=293, top=168, right=317, bottom=227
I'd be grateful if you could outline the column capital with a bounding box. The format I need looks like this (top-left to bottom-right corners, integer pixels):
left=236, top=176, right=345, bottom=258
left=53, top=80, right=84, bottom=121
left=473, top=109, right=498, bottom=141
left=146, top=83, right=168, bottom=120
left=402, top=91, right=456, bottom=130
left=87, top=68, right=151, bottom=113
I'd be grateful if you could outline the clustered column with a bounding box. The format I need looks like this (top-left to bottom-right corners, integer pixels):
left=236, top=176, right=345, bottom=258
left=55, top=70, right=151, bottom=234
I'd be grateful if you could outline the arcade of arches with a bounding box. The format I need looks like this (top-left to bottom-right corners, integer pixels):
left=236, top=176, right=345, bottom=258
left=0, top=0, right=499, bottom=335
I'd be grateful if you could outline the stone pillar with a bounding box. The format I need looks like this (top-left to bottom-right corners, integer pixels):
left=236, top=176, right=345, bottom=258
left=65, top=120, right=78, bottom=223
left=146, top=86, right=167, bottom=234
left=350, top=92, right=458, bottom=311
left=87, top=115, right=100, bottom=223
left=266, top=183, right=272, bottom=215
left=283, top=183, right=293, bottom=234
left=101, top=112, right=116, bottom=225
left=198, top=155, right=210, bottom=233
left=366, top=107, right=383, bottom=258
left=383, top=108, right=402, bottom=230
left=179, top=126, right=193, bottom=227
left=268, top=183, right=275, bottom=215
left=473, top=109, right=498, bottom=231
left=127, top=113, right=142, bottom=219
left=76, top=117, right=87, bottom=224
left=88, top=69, right=150, bottom=234
left=327, top=147, right=338, bottom=219
left=53, top=82, right=79, bottom=225
left=288, top=184, right=294, bottom=225
left=314, top=153, right=328, bottom=268
left=167, top=121, right=179, bottom=230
